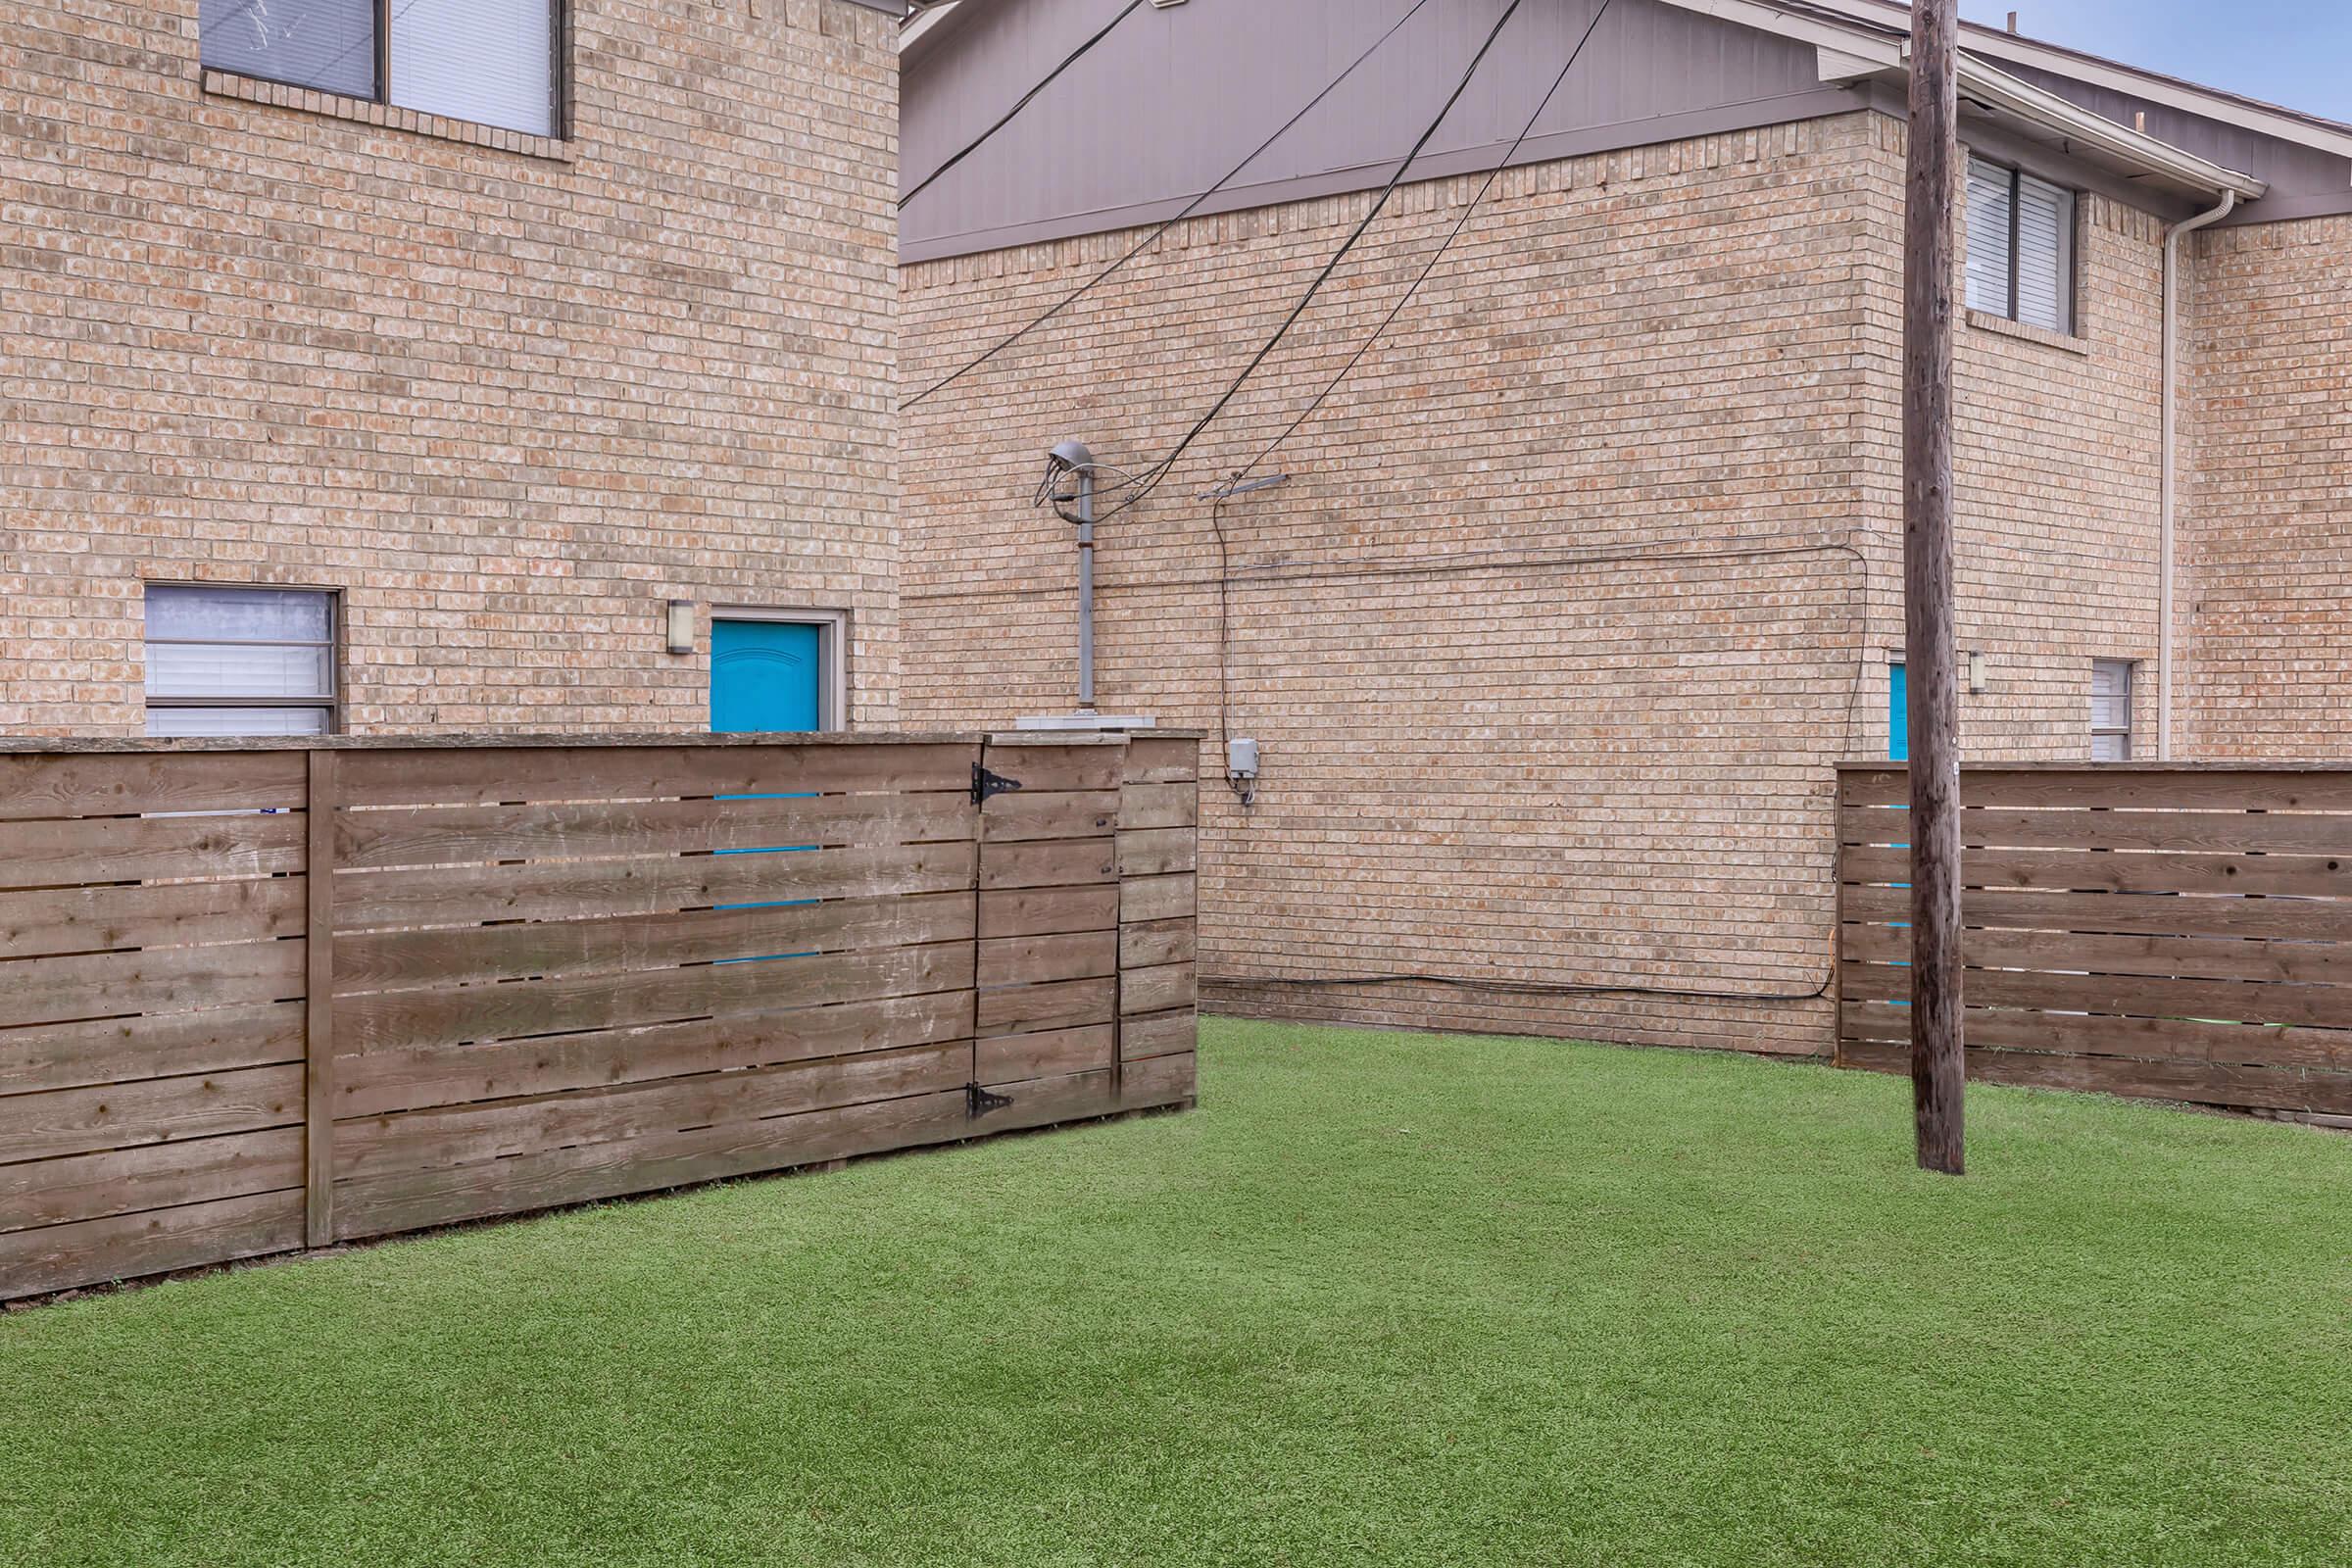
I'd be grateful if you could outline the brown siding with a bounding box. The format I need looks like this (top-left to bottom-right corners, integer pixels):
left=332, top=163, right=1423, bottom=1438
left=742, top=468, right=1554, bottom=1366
left=0, top=0, right=900, bottom=737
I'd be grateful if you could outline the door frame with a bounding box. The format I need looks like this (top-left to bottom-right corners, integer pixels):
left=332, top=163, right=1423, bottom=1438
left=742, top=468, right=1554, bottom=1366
left=710, top=606, right=849, bottom=732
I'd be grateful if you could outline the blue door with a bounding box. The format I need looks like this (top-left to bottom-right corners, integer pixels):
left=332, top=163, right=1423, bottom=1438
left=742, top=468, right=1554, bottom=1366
left=711, top=619, right=824, bottom=733
left=710, top=620, right=827, bottom=957
left=1887, top=662, right=1908, bottom=761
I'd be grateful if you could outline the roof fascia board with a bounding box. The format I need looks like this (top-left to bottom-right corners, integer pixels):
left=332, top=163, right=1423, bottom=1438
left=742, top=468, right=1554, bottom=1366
left=1804, top=0, right=2352, bottom=160
left=1948, top=53, right=2268, bottom=200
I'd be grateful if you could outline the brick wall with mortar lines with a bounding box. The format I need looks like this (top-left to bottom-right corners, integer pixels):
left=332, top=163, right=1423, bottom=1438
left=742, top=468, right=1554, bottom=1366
left=0, top=0, right=899, bottom=735
left=903, top=108, right=2186, bottom=1054
left=2180, top=216, right=2352, bottom=760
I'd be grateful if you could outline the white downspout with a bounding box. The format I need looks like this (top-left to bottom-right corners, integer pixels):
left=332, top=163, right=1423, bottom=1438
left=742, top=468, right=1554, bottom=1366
left=2159, top=188, right=2235, bottom=760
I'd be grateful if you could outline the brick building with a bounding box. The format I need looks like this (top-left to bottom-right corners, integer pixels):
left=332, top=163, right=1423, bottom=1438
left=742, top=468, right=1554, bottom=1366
left=2, top=0, right=900, bottom=737
left=896, top=0, right=2352, bottom=1051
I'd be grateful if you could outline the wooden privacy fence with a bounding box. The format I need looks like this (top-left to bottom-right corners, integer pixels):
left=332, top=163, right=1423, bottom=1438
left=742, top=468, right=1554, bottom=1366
left=0, top=733, right=1200, bottom=1300
left=1838, top=763, right=2352, bottom=1116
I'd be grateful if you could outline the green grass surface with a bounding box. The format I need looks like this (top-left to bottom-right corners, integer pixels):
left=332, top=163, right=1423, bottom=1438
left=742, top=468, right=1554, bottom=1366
left=4, top=1020, right=2350, bottom=1566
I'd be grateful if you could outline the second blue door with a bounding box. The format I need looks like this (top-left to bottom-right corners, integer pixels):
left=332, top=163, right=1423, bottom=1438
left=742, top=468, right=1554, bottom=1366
left=711, top=619, right=824, bottom=734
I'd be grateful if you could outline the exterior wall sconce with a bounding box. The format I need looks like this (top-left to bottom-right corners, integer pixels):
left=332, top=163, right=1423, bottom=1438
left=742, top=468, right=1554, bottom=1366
left=1968, top=650, right=1988, bottom=694
left=666, top=600, right=696, bottom=656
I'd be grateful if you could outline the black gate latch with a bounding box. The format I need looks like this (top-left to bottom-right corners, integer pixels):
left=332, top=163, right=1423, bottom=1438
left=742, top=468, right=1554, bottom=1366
left=973, top=764, right=1023, bottom=806
left=966, top=1082, right=1014, bottom=1119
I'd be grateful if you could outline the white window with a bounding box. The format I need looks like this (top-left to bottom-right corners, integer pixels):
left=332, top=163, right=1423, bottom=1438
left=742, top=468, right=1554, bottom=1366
left=2090, top=660, right=2134, bottom=761
left=200, top=0, right=561, bottom=137
left=145, top=585, right=338, bottom=738
left=1966, top=157, right=2077, bottom=335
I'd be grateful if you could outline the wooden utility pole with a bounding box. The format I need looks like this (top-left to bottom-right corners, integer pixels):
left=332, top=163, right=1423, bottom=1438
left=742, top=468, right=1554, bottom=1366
left=1903, top=0, right=1966, bottom=1174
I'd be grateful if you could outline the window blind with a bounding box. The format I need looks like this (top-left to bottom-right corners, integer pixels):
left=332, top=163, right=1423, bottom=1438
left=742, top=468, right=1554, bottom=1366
left=145, top=585, right=338, bottom=738
left=1964, top=158, right=2014, bottom=318
left=2090, top=659, right=2133, bottom=761
left=2014, top=174, right=2076, bottom=333
left=199, top=0, right=377, bottom=99
left=391, top=0, right=559, bottom=137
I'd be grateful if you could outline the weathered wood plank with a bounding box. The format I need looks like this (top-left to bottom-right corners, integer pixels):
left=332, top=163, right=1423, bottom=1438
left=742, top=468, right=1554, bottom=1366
left=975, top=884, right=1119, bottom=940
left=1117, top=782, right=1199, bottom=831
left=334, top=1042, right=970, bottom=1182
left=7, top=939, right=306, bottom=1029
left=1841, top=767, right=2352, bottom=813
left=1122, top=737, right=1200, bottom=786
left=1120, top=1007, right=1197, bottom=1062
left=1840, top=804, right=2352, bottom=857
left=975, top=1024, right=1116, bottom=1084
left=1838, top=1039, right=2352, bottom=1115
left=333, top=891, right=975, bottom=995
left=332, top=1089, right=975, bottom=1241
left=1838, top=1000, right=2352, bottom=1072
left=0, top=1128, right=304, bottom=1236
left=981, top=789, right=1119, bottom=844
left=0, top=877, right=304, bottom=961
left=0, top=1189, right=305, bottom=1300
left=336, top=991, right=973, bottom=1118
left=0, top=1064, right=305, bottom=1166
left=1840, top=881, right=2352, bottom=944
left=973, top=1052, right=1196, bottom=1137
left=334, top=941, right=975, bottom=1054
left=1118, top=916, right=1196, bottom=971
left=979, top=743, right=1124, bottom=794
left=1120, top=961, right=1197, bottom=1016
left=1843, top=843, right=2352, bottom=901
left=1120, top=872, right=1197, bottom=926
left=332, top=841, right=978, bottom=931
left=974, top=976, right=1116, bottom=1036
left=304, top=748, right=338, bottom=1250
left=1116, top=826, right=1196, bottom=878
left=0, top=1001, right=307, bottom=1099
left=0, top=752, right=307, bottom=824
left=1845, top=919, right=2352, bottom=988
left=0, top=810, right=306, bottom=891
left=336, top=743, right=978, bottom=808
left=977, top=837, right=1116, bottom=892
left=336, top=792, right=977, bottom=869
left=977, top=930, right=1117, bottom=989
left=1839, top=960, right=2352, bottom=1032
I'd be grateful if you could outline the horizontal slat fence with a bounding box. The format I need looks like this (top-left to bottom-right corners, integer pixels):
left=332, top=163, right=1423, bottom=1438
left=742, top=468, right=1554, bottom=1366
left=1, top=735, right=1199, bottom=1299
left=1838, top=764, right=2352, bottom=1115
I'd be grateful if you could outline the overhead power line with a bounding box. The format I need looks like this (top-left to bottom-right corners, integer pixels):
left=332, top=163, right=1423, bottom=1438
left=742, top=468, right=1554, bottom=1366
left=899, top=0, right=1146, bottom=210
left=1091, top=0, right=1535, bottom=523
left=1227, top=0, right=1618, bottom=491
left=906, top=0, right=1446, bottom=410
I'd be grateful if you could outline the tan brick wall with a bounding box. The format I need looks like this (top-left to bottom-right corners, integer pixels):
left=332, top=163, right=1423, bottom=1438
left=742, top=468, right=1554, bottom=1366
left=2180, top=215, right=2352, bottom=759
left=0, top=0, right=898, bottom=735
left=901, top=108, right=2184, bottom=1055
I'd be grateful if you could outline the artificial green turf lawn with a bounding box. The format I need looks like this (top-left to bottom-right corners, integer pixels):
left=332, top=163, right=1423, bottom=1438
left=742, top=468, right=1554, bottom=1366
left=3, top=1021, right=2349, bottom=1567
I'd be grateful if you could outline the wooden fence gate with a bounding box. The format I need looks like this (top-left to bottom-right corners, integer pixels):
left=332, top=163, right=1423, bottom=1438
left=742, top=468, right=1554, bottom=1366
left=1838, top=762, right=2352, bottom=1116
left=0, top=733, right=1200, bottom=1300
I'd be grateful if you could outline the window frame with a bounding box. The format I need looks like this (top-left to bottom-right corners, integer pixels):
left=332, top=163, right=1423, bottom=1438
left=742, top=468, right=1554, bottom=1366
left=1966, top=155, right=2079, bottom=335
left=143, top=582, right=344, bottom=736
left=201, top=0, right=567, bottom=140
left=2090, top=658, right=2135, bottom=762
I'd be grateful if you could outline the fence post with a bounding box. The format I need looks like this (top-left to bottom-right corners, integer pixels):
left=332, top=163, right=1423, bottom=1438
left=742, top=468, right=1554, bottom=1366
left=305, top=747, right=339, bottom=1247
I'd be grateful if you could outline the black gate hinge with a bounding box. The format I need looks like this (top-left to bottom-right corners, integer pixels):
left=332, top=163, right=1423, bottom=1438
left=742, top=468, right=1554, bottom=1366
left=973, top=764, right=1024, bottom=806
left=966, top=1082, right=1015, bottom=1119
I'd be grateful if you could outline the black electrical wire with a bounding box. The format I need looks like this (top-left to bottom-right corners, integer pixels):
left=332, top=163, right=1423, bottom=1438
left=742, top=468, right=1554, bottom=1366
left=1090, top=0, right=1536, bottom=522
left=900, top=0, right=1147, bottom=211
left=1227, top=0, right=1617, bottom=492
left=906, top=0, right=1446, bottom=411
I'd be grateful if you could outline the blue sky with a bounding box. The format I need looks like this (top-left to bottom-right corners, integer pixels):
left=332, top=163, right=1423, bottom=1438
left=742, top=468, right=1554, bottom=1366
left=1956, top=1, right=2352, bottom=122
